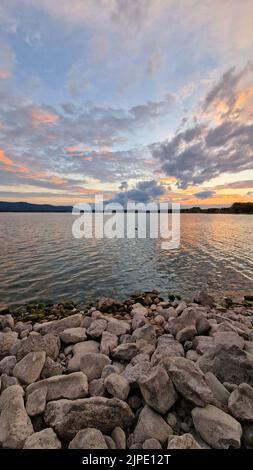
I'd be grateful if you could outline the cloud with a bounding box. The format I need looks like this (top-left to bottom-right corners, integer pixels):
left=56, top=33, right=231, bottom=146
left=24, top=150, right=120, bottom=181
left=0, top=148, right=14, bottom=166
left=111, top=179, right=166, bottom=204
left=152, top=64, right=253, bottom=188
left=194, top=190, right=216, bottom=199
left=0, top=41, right=15, bottom=79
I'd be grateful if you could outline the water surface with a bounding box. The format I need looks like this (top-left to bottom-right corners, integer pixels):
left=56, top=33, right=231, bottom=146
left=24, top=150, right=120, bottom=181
left=0, top=213, right=252, bottom=307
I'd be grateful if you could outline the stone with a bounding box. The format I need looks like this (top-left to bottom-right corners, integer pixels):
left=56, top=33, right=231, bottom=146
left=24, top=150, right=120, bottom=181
left=23, top=428, right=61, bottom=449
left=204, top=372, right=229, bottom=405
left=0, top=331, right=18, bottom=357
left=0, top=314, right=14, bottom=330
left=139, top=366, right=177, bottom=414
left=176, top=302, right=187, bottom=315
left=143, top=438, right=162, bottom=449
left=192, top=336, right=214, bottom=355
left=228, top=383, right=253, bottom=421
left=26, top=386, right=47, bottom=416
left=132, top=324, right=156, bottom=345
left=60, top=327, right=87, bottom=344
left=16, top=333, right=60, bottom=361
left=121, top=361, right=152, bottom=385
left=100, top=331, right=118, bottom=355
left=104, top=373, right=130, bottom=401
left=193, top=290, right=214, bottom=307
left=151, top=335, right=184, bottom=366
left=197, top=344, right=253, bottom=386
left=131, top=353, right=150, bottom=365
left=98, top=297, right=119, bottom=312
left=26, top=371, right=88, bottom=401
left=101, top=364, right=121, bottom=379
left=35, top=313, right=83, bottom=335
left=68, top=340, right=100, bottom=372
left=44, top=397, right=134, bottom=440
left=242, top=424, right=253, bottom=448
left=105, top=435, right=116, bottom=449
left=69, top=428, right=108, bottom=449
left=167, top=308, right=210, bottom=337
left=112, top=427, right=126, bottom=449
left=131, top=303, right=148, bottom=317
left=107, top=319, right=130, bottom=336
left=168, top=433, right=201, bottom=449
left=213, top=331, right=244, bottom=349
left=89, top=378, right=105, bottom=397
left=1, top=374, right=19, bottom=390
left=192, top=404, right=242, bottom=449
left=0, top=385, right=33, bottom=448
left=186, top=350, right=201, bottom=362
left=13, top=351, right=46, bottom=385
left=132, top=312, right=146, bottom=330
left=112, top=343, right=139, bottom=361
left=164, top=357, right=214, bottom=406
left=80, top=353, right=111, bottom=381
left=41, top=357, right=64, bottom=378
left=87, top=319, right=107, bottom=338
left=176, top=326, right=197, bottom=343
left=134, top=405, right=173, bottom=444
left=0, top=355, right=17, bottom=375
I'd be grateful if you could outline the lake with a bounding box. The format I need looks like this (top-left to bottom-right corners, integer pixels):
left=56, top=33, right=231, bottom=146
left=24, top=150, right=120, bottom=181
left=0, top=213, right=252, bottom=308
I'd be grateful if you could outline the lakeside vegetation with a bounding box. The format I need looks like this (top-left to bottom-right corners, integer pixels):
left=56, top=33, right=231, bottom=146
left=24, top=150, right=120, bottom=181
left=0, top=201, right=253, bottom=214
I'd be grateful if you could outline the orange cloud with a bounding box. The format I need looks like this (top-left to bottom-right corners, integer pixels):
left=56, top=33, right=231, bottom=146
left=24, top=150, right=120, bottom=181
left=0, top=149, right=14, bottom=166
left=48, top=176, right=67, bottom=185
left=0, top=70, right=11, bottom=80
left=83, top=156, right=93, bottom=161
left=31, top=109, right=59, bottom=128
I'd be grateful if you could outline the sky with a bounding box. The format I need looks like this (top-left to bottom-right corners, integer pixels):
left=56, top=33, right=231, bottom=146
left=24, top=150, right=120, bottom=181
left=0, top=0, right=253, bottom=207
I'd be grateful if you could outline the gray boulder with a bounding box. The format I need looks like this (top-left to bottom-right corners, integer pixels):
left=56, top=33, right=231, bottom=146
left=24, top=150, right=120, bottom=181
left=100, top=331, right=118, bottom=355
left=13, top=351, right=46, bottom=385
left=151, top=335, right=184, bottom=366
left=168, top=433, right=201, bottom=449
left=0, top=355, right=17, bottom=375
left=26, top=386, right=47, bottom=416
left=41, top=357, right=64, bottom=378
left=44, top=397, right=134, bottom=440
left=0, top=331, right=18, bottom=357
left=192, top=404, right=242, bottom=449
left=112, top=343, right=139, bottom=361
left=87, top=319, right=107, bottom=338
left=69, top=428, right=108, bottom=449
left=60, top=327, right=87, bottom=344
left=35, top=313, right=83, bottom=335
left=132, top=324, right=156, bottom=345
left=23, top=428, right=61, bottom=449
left=104, top=373, right=130, bottom=401
left=134, top=405, right=173, bottom=444
left=68, top=340, right=100, bottom=372
left=107, top=319, right=130, bottom=336
left=26, top=371, right=88, bottom=401
left=197, top=344, right=253, bottom=386
left=80, top=353, right=111, bottom=381
left=0, top=385, right=33, bottom=448
left=139, top=366, right=177, bottom=414
left=15, top=333, right=60, bottom=361
left=164, top=357, right=214, bottom=406
left=228, top=383, right=253, bottom=421
left=112, top=427, right=126, bottom=449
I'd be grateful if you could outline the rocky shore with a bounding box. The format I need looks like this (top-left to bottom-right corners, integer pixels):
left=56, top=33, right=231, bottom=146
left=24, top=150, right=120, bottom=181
left=0, top=290, right=253, bottom=449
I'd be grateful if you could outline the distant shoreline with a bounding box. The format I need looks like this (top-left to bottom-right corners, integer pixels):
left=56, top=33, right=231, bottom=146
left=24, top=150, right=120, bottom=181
left=0, top=201, right=253, bottom=214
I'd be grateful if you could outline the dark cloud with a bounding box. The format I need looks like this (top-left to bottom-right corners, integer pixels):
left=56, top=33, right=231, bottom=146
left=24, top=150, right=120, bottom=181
left=194, top=190, right=216, bottom=199
left=111, top=179, right=166, bottom=205
left=151, top=64, right=253, bottom=188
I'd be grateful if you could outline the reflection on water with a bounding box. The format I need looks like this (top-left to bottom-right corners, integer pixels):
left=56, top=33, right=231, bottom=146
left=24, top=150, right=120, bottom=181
left=0, top=213, right=252, bottom=307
